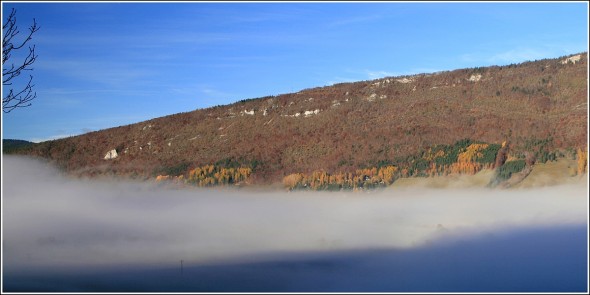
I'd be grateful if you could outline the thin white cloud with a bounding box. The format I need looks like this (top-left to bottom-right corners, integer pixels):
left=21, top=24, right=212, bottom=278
left=341, top=68, right=400, bottom=81
left=325, top=76, right=359, bottom=86
left=488, top=48, right=555, bottom=64
left=407, top=67, right=444, bottom=75
left=169, top=84, right=232, bottom=99
left=326, top=14, right=383, bottom=28
left=29, top=133, right=77, bottom=143
left=26, top=113, right=155, bottom=143
left=167, top=84, right=240, bottom=109
left=37, top=59, right=154, bottom=87
left=365, top=70, right=397, bottom=79
left=40, top=88, right=159, bottom=96
left=460, top=46, right=583, bottom=66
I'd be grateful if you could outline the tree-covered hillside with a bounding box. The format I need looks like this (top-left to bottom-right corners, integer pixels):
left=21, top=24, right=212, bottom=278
left=11, top=53, right=588, bottom=186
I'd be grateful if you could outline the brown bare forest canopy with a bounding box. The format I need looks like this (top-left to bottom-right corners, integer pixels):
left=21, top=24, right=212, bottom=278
left=13, top=53, right=588, bottom=185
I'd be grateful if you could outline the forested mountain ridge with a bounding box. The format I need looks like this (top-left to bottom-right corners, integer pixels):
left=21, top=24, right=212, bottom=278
left=2, top=139, right=34, bottom=153
left=10, top=53, right=588, bottom=187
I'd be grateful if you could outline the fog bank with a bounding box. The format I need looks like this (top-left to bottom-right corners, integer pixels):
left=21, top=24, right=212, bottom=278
left=2, top=156, right=588, bottom=291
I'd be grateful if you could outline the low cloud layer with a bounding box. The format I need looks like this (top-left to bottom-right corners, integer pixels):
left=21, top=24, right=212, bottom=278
left=2, top=156, right=588, bottom=291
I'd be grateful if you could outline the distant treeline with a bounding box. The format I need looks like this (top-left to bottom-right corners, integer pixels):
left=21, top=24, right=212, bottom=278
left=156, top=162, right=253, bottom=187
left=283, top=166, right=398, bottom=191
left=2, top=139, right=34, bottom=154
left=281, top=139, right=588, bottom=191
left=282, top=139, right=502, bottom=191
left=152, top=138, right=588, bottom=190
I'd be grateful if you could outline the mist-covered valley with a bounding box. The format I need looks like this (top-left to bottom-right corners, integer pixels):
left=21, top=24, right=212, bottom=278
left=2, top=155, right=588, bottom=292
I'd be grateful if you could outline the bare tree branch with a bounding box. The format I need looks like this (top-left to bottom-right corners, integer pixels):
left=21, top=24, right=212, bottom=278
left=2, top=8, right=39, bottom=113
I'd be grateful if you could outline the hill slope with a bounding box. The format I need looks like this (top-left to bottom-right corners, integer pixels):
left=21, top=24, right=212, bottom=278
left=2, top=139, right=34, bottom=153
left=14, top=53, right=588, bottom=185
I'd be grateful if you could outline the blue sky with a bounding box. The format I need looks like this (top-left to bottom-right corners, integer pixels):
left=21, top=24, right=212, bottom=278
left=1, top=1, right=588, bottom=142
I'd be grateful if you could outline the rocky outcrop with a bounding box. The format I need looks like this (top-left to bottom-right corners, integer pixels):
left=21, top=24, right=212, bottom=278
left=560, top=54, right=581, bottom=65
left=468, top=74, right=482, bottom=82
left=104, top=149, right=118, bottom=160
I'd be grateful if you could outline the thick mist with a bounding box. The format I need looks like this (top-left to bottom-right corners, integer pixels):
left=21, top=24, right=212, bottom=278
left=2, top=156, right=588, bottom=292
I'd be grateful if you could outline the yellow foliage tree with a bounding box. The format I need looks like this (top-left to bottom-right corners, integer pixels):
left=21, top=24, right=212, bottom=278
left=449, top=143, right=488, bottom=175
left=577, top=148, right=588, bottom=175
left=282, top=171, right=309, bottom=190
left=281, top=165, right=399, bottom=190
left=187, top=165, right=252, bottom=187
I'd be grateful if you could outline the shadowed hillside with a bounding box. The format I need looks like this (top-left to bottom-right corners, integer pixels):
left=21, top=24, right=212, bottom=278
left=2, top=139, right=34, bottom=153
left=12, top=53, right=588, bottom=186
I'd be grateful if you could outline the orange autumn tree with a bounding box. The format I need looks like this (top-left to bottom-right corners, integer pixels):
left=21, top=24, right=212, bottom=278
left=283, top=165, right=398, bottom=191
left=577, top=148, right=588, bottom=175
left=449, top=143, right=489, bottom=175
left=187, top=164, right=252, bottom=186
left=283, top=173, right=304, bottom=190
